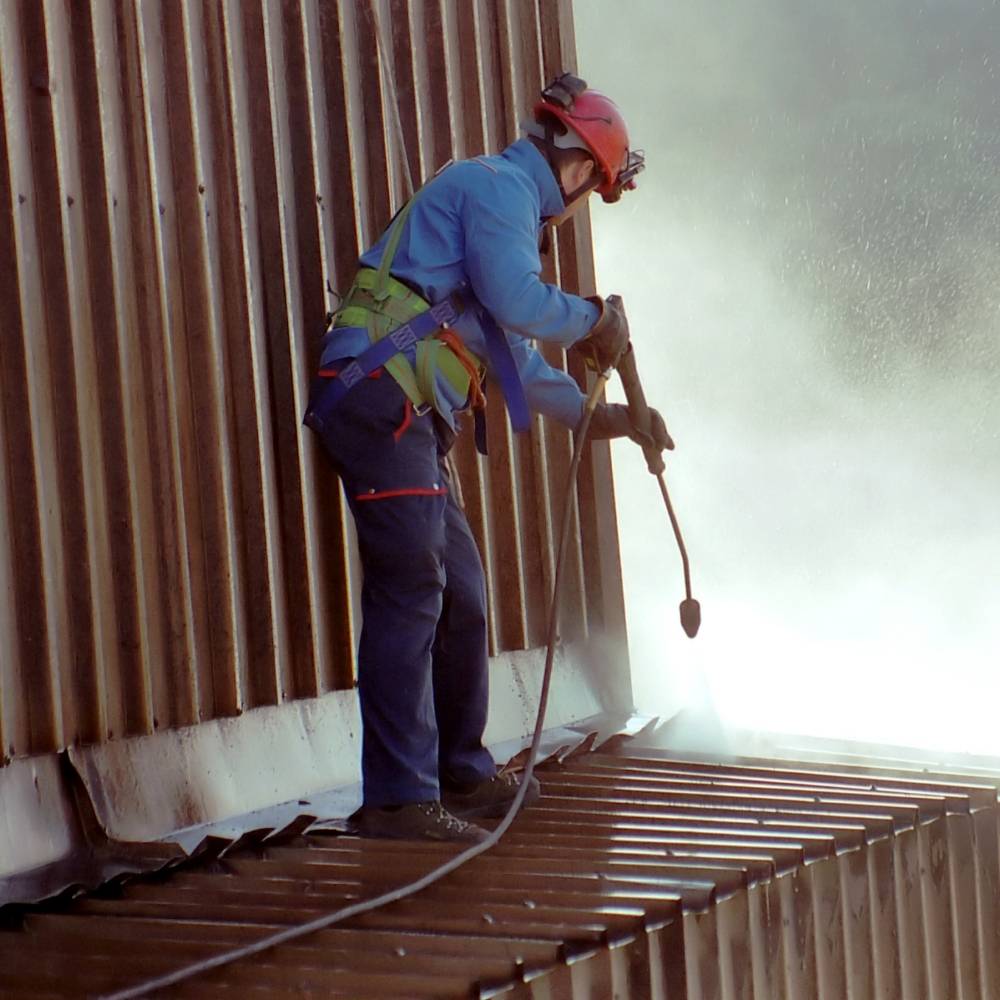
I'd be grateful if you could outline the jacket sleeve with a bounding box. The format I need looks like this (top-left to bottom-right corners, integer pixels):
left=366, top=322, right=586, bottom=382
left=461, top=171, right=599, bottom=347
left=506, top=335, right=586, bottom=428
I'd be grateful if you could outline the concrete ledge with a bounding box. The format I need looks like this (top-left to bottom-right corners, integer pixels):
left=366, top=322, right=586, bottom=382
left=0, top=637, right=630, bottom=899
left=0, top=754, right=79, bottom=878
left=68, top=692, right=363, bottom=843
left=63, top=639, right=629, bottom=843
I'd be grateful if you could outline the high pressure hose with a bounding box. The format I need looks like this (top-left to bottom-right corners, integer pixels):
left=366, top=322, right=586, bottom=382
left=100, top=371, right=614, bottom=1000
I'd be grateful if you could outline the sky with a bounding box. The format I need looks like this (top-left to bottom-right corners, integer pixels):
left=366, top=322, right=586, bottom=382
left=576, top=2, right=1000, bottom=754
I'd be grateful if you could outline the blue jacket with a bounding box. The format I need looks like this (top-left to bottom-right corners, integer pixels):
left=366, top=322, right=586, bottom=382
left=320, top=139, right=600, bottom=429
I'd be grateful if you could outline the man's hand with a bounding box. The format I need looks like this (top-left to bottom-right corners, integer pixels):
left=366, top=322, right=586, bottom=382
left=588, top=403, right=675, bottom=450
left=573, top=294, right=630, bottom=372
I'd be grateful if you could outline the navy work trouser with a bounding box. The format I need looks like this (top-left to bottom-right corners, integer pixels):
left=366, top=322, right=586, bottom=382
left=308, top=370, right=496, bottom=807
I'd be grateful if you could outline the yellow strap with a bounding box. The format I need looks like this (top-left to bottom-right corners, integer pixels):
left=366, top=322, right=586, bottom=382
left=437, top=347, right=475, bottom=398
left=419, top=338, right=478, bottom=413
left=335, top=304, right=376, bottom=329
left=385, top=354, right=424, bottom=408
left=374, top=200, right=418, bottom=301
left=417, top=338, right=469, bottom=417
left=415, top=340, right=445, bottom=419
left=364, top=309, right=424, bottom=409
left=335, top=271, right=427, bottom=329
left=355, top=268, right=426, bottom=312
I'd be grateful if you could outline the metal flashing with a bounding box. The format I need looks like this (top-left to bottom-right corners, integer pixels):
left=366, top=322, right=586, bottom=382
left=0, top=699, right=626, bottom=911
left=57, top=642, right=615, bottom=848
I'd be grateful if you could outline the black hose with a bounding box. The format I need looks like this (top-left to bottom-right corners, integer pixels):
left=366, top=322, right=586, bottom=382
left=100, top=375, right=610, bottom=1000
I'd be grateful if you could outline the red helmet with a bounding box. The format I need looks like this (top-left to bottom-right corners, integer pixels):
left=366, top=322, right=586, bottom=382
left=533, top=74, right=644, bottom=203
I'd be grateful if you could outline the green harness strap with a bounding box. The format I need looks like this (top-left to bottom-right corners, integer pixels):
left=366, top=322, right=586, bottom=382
left=332, top=197, right=479, bottom=417
left=371, top=199, right=427, bottom=407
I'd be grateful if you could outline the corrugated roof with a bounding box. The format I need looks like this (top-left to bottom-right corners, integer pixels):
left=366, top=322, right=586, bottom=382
left=2, top=742, right=997, bottom=998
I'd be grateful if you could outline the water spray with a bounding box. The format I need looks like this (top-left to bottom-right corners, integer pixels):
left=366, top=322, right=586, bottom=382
left=614, top=324, right=701, bottom=638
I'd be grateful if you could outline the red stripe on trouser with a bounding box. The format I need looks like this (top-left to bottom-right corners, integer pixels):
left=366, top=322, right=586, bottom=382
left=318, top=367, right=383, bottom=378
left=354, top=487, right=448, bottom=502
left=393, top=399, right=414, bottom=442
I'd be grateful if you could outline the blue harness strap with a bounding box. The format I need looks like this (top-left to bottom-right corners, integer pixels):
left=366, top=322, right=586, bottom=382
left=303, top=297, right=459, bottom=435
left=471, top=298, right=532, bottom=436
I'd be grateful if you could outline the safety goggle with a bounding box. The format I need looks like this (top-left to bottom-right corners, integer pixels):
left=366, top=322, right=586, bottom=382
left=605, top=149, right=645, bottom=203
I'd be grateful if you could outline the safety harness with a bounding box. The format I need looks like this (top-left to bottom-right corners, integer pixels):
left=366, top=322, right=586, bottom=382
left=304, top=193, right=531, bottom=455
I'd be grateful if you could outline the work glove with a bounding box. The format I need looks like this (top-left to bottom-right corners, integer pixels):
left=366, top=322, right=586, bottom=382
left=588, top=403, right=675, bottom=451
left=573, top=294, right=630, bottom=372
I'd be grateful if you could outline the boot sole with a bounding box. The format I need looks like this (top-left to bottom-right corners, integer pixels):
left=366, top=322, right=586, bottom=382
left=349, top=821, right=488, bottom=843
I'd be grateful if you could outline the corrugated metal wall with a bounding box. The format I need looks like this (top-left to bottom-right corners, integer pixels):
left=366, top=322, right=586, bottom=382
left=0, top=0, right=624, bottom=761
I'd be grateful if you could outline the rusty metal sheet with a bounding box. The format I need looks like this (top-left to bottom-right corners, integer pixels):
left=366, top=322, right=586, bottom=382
left=0, top=0, right=624, bottom=760
left=1, top=746, right=998, bottom=998
left=972, top=806, right=1000, bottom=997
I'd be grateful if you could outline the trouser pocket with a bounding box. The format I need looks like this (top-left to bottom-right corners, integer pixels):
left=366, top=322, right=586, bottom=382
left=315, top=373, right=445, bottom=500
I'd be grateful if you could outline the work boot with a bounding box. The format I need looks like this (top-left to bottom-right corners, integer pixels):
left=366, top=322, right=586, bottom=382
left=442, top=771, right=541, bottom=820
left=348, top=801, right=489, bottom=843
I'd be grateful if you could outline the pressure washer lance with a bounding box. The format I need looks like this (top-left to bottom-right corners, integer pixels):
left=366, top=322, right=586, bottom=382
left=613, top=319, right=701, bottom=638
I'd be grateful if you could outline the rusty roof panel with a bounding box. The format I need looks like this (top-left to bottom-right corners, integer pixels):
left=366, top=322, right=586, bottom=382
left=1, top=746, right=997, bottom=998
left=0, top=0, right=626, bottom=763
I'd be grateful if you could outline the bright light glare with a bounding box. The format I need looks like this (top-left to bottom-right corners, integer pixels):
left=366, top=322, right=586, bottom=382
left=593, top=218, right=999, bottom=757
left=577, top=3, right=1000, bottom=758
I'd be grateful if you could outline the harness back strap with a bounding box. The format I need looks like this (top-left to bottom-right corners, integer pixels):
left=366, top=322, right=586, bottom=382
left=473, top=300, right=531, bottom=434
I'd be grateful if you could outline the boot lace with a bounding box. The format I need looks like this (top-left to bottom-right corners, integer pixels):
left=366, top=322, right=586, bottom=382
left=419, top=801, right=474, bottom=834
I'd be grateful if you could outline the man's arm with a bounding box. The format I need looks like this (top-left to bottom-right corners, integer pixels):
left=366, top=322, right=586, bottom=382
left=506, top=336, right=586, bottom=427
left=461, top=171, right=599, bottom=346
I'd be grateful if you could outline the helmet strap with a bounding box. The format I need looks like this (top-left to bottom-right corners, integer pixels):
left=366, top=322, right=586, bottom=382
left=528, top=130, right=568, bottom=203
left=561, top=174, right=600, bottom=207
left=528, top=130, right=598, bottom=209
left=538, top=224, right=553, bottom=256
left=543, top=120, right=566, bottom=201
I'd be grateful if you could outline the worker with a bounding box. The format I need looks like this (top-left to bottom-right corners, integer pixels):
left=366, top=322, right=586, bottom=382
left=304, top=74, right=672, bottom=842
